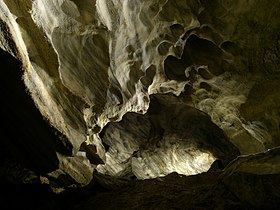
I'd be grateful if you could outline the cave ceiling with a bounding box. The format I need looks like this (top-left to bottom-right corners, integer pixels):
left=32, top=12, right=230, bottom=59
left=0, top=0, right=280, bottom=192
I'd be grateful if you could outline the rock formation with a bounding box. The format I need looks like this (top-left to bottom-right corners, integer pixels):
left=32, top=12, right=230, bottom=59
left=0, top=0, right=280, bottom=209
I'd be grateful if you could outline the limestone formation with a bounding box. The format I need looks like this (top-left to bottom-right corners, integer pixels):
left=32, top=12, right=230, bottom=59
left=0, top=1, right=280, bottom=207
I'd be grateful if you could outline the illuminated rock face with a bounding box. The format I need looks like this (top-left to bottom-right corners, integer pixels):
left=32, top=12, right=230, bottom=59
left=98, top=95, right=239, bottom=179
left=77, top=147, right=280, bottom=210
left=0, top=0, right=280, bottom=185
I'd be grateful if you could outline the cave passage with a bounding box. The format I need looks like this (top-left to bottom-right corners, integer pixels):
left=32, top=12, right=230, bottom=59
left=97, top=94, right=240, bottom=179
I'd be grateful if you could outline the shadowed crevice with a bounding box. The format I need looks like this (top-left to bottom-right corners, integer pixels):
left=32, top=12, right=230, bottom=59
left=0, top=48, right=59, bottom=174
left=164, top=34, right=224, bottom=81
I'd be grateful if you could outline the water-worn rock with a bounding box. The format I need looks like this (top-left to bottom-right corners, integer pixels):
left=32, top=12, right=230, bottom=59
left=0, top=0, right=280, bottom=195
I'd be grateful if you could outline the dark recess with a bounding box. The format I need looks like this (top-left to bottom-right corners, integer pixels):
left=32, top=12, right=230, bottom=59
left=0, top=48, right=59, bottom=174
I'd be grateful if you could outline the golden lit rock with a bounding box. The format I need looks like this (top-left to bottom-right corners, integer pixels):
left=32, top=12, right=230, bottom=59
left=0, top=0, right=279, bottom=190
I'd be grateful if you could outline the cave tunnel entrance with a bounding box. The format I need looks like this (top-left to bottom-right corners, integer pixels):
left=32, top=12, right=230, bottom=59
left=97, top=94, right=240, bottom=180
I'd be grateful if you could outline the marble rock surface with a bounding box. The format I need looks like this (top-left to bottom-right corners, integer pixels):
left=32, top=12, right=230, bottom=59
left=0, top=0, right=280, bottom=190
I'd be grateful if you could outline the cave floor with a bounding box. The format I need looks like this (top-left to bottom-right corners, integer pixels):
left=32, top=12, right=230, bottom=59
left=2, top=169, right=279, bottom=210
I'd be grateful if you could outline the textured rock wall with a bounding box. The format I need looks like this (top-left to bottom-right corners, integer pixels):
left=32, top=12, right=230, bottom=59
left=0, top=0, right=280, bottom=185
left=98, top=95, right=239, bottom=179
left=73, top=147, right=280, bottom=210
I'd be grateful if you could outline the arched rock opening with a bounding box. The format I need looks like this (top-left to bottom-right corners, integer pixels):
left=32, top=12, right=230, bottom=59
left=97, top=94, right=240, bottom=179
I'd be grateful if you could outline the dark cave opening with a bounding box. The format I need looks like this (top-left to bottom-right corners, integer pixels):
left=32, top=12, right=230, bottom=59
left=0, top=48, right=61, bottom=175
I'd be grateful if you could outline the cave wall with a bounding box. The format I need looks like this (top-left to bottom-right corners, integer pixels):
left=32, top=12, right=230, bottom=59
left=0, top=0, right=280, bottom=185
left=0, top=48, right=59, bottom=177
